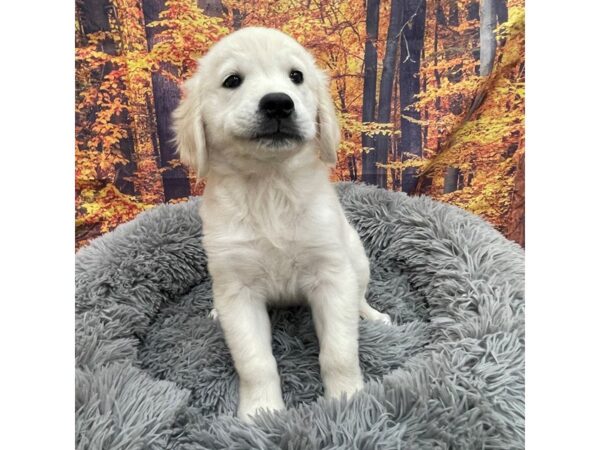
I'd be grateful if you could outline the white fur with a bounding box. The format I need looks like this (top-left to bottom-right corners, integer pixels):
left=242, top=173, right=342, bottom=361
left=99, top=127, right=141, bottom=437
left=173, top=27, right=390, bottom=423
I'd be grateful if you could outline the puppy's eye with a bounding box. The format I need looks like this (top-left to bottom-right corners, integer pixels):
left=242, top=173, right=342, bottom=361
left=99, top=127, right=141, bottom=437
left=222, top=74, right=243, bottom=89
left=290, top=70, right=303, bottom=85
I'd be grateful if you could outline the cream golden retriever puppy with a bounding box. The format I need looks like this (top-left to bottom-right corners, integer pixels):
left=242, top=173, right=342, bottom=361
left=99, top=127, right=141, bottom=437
left=172, top=27, right=390, bottom=422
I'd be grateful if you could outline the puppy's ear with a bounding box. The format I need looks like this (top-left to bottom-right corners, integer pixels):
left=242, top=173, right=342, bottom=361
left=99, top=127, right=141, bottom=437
left=172, top=75, right=208, bottom=178
left=316, top=71, right=341, bottom=166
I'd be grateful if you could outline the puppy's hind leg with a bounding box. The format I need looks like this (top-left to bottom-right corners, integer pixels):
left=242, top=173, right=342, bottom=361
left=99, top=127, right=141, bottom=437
left=359, top=298, right=392, bottom=325
left=352, top=240, right=392, bottom=325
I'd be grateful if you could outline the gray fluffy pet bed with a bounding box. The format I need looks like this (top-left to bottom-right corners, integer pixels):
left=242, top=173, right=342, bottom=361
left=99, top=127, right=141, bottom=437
left=76, top=182, right=524, bottom=449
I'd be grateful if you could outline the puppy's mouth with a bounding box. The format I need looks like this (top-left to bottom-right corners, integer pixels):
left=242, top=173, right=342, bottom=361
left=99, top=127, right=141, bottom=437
left=253, top=130, right=303, bottom=142
left=251, top=120, right=303, bottom=145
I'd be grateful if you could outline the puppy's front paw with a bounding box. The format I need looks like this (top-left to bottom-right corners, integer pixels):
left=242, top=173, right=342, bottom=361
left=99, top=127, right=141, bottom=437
left=324, top=376, right=364, bottom=401
left=237, top=378, right=285, bottom=423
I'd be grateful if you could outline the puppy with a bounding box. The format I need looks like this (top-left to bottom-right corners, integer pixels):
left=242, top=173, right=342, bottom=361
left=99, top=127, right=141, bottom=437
left=172, top=27, right=391, bottom=422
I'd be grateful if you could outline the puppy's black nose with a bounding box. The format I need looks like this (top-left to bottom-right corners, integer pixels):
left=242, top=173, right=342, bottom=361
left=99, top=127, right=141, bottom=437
left=259, top=92, right=294, bottom=119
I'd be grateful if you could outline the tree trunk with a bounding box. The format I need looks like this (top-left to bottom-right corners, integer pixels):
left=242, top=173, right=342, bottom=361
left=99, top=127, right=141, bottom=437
left=468, top=1, right=481, bottom=74
left=360, top=0, right=381, bottom=185
left=470, top=0, right=507, bottom=113
left=391, top=68, right=402, bottom=191
left=347, top=154, right=357, bottom=181
left=142, top=0, right=191, bottom=201
left=421, top=71, right=427, bottom=148
left=468, top=1, right=480, bottom=21
left=480, top=0, right=497, bottom=76
left=197, top=0, right=223, bottom=17
left=495, top=0, right=508, bottom=45
left=443, top=0, right=463, bottom=193
left=447, top=0, right=464, bottom=115
left=79, top=0, right=114, bottom=51
left=399, top=0, right=427, bottom=195
left=506, top=151, right=525, bottom=247
left=433, top=0, right=443, bottom=157
left=116, top=0, right=164, bottom=204
left=372, top=0, right=403, bottom=189
left=79, top=0, right=136, bottom=195
left=443, top=167, right=460, bottom=193
left=142, top=0, right=187, bottom=200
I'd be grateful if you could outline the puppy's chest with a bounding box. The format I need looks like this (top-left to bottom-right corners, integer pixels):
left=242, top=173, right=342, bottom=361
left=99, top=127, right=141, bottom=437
left=202, top=182, right=344, bottom=301
left=203, top=191, right=312, bottom=295
left=203, top=186, right=315, bottom=250
left=237, top=193, right=306, bottom=247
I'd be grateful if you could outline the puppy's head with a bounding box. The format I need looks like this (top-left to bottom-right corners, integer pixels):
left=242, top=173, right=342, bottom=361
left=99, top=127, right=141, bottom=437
left=172, top=27, right=340, bottom=177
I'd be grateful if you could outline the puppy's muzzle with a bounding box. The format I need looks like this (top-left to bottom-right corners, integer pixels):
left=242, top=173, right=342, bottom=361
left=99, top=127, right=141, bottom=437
left=259, top=92, right=294, bottom=119
left=254, top=92, right=302, bottom=143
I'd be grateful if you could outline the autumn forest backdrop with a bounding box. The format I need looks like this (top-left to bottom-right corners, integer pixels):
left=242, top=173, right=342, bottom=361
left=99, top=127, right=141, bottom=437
left=75, top=0, right=525, bottom=249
